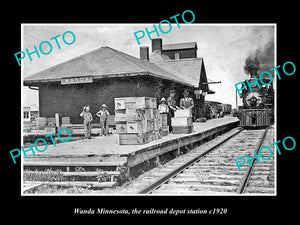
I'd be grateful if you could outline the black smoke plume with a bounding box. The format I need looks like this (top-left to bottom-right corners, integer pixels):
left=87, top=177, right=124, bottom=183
left=244, top=40, right=274, bottom=78
left=244, top=55, right=260, bottom=77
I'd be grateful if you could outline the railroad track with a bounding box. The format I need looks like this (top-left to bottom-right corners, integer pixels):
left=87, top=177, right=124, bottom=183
left=124, top=126, right=275, bottom=195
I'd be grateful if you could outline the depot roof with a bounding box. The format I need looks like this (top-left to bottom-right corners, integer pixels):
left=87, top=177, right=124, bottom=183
left=149, top=51, right=209, bottom=91
left=23, top=46, right=193, bottom=87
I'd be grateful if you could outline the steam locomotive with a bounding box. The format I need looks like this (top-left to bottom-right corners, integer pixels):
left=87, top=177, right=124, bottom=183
left=238, top=75, right=274, bottom=128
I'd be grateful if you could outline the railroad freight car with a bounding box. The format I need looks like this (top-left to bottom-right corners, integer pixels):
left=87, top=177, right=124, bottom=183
left=204, top=101, right=232, bottom=119
left=222, top=104, right=232, bottom=115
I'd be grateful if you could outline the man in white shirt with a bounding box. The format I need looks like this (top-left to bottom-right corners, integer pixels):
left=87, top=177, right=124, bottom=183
left=96, top=104, right=110, bottom=136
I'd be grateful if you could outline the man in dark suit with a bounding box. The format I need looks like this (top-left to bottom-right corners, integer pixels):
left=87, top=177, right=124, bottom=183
left=167, top=89, right=180, bottom=132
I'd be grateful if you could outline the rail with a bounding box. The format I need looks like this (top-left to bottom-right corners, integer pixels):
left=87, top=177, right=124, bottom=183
left=236, top=126, right=269, bottom=194
left=138, top=128, right=244, bottom=194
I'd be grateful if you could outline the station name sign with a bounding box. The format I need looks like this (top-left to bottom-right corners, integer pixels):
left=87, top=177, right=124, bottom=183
left=61, top=76, right=93, bottom=85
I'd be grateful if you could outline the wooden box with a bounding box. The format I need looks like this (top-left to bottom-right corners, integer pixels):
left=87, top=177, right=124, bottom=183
left=125, top=109, right=145, bottom=121
left=153, top=108, right=159, bottom=118
left=126, top=121, right=144, bottom=134
left=146, top=119, right=155, bottom=131
left=115, top=97, right=151, bottom=109
left=150, top=98, right=157, bottom=109
left=161, top=130, right=169, bottom=136
left=162, top=125, right=169, bottom=132
left=171, top=117, right=193, bottom=126
left=114, top=109, right=126, bottom=122
left=144, top=109, right=154, bottom=120
left=157, top=114, right=163, bottom=129
left=122, top=97, right=151, bottom=109
left=136, top=97, right=151, bottom=109
left=174, top=109, right=192, bottom=117
left=125, top=102, right=137, bottom=109
left=153, top=130, right=162, bottom=140
left=115, top=96, right=162, bottom=145
left=161, top=114, right=168, bottom=126
left=123, top=97, right=138, bottom=102
left=172, top=125, right=193, bottom=134
left=154, top=119, right=159, bottom=131
left=115, top=98, right=126, bottom=109
left=116, top=122, right=127, bottom=134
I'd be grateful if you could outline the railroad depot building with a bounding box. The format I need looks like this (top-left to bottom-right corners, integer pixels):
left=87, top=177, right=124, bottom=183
left=24, top=38, right=213, bottom=124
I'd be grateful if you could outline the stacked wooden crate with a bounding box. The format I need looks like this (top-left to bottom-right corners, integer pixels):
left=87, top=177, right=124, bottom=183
left=114, top=97, right=162, bottom=145
left=161, top=114, right=169, bottom=136
left=171, top=109, right=193, bottom=134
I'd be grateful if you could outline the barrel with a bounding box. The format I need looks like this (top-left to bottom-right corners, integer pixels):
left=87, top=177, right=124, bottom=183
left=36, top=117, right=47, bottom=130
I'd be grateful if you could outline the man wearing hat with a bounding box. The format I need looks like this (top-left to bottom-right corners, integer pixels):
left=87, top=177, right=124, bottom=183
left=158, top=97, right=171, bottom=133
left=80, top=104, right=93, bottom=139
left=96, top=104, right=110, bottom=136
left=167, top=89, right=180, bottom=132
left=168, top=89, right=180, bottom=112
left=180, top=89, right=194, bottom=109
left=158, top=97, right=169, bottom=114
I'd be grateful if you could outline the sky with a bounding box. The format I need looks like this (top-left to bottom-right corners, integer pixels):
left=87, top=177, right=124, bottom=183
left=22, top=24, right=275, bottom=108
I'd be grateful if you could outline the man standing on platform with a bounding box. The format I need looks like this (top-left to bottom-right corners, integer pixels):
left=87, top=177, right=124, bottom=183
left=168, top=89, right=180, bottom=132
left=96, top=104, right=110, bottom=136
left=80, top=105, right=93, bottom=139
left=180, top=89, right=194, bottom=110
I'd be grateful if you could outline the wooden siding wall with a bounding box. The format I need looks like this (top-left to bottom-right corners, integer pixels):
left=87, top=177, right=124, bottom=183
left=162, top=48, right=197, bottom=60
left=39, top=77, right=157, bottom=124
left=38, top=76, right=194, bottom=124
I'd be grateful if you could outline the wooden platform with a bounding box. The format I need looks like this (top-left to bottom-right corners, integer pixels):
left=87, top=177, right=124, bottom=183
left=23, top=117, right=239, bottom=175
